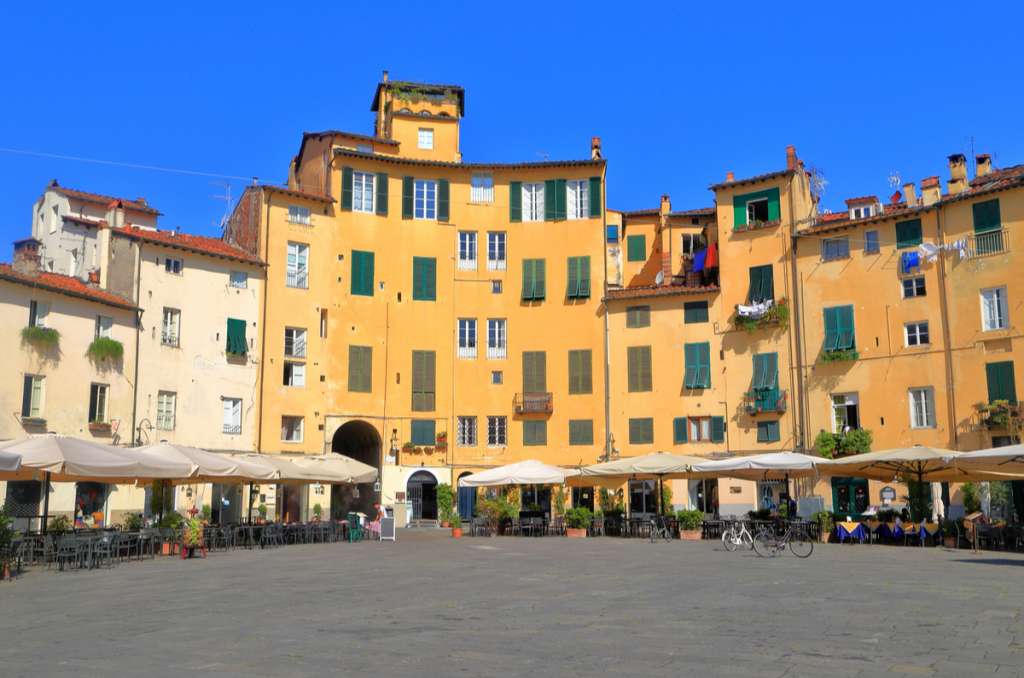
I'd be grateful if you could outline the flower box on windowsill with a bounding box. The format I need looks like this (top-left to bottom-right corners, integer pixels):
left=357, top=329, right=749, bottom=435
left=88, top=421, right=112, bottom=435
left=743, top=390, right=788, bottom=415
left=820, top=348, right=859, bottom=364
left=21, top=325, right=60, bottom=349
left=734, top=299, right=790, bottom=332
left=732, top=219, right=781, bottom=234
left=20, top=416, right=47, bottom=428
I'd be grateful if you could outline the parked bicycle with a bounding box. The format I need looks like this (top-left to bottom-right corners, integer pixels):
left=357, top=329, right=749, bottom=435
left=721, top=520, right=754, bottom=552
left=649, top=515, right=673, bottom=543
left=753, top=521, right=814, bottom=558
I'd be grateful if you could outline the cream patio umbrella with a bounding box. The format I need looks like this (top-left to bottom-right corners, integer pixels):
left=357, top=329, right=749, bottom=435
left=287, top=454, right=378, bottom=484
left=944, top=444, right=1024, bottom=479
left=128, top=443, right=278, bottom=483
left=0, top=449, right=21, bottom=475
left=459, top=459, right=580, bottom=487
left=688, top=452, right=821, bottom=481
left=816, top=446, right=961, bottom=482
left=571, top=452, right=706, bottom=513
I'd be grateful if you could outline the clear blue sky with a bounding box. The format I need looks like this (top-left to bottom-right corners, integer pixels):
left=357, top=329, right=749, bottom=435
left=1, top=2, right=1020, bottom=246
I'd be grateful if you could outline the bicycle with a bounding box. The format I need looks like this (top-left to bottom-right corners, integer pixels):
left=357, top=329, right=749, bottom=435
left=753, top=521, right=814, bottom=558
left=720, top=520, right=754, bottom=552
left=649, top=515, right=673, bottom=543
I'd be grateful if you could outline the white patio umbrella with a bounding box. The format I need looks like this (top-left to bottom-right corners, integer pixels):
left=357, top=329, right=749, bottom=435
left=287, top=454, right=378, bottom=484
left=459, top=459, right=580, bottom=487
left=571, top=452, right=707, bottom=513
left=129, top=442, right=278, bottom=483
left=688, top=452, right=820, bottom=481
left=0, top=448, right=21, bottom=475
left=945, top=444, right=1024, bottom=479
left=817, top=446, right=961, bottom=482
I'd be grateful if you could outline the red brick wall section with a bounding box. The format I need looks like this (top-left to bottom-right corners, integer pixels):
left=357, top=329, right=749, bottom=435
left=224, top=186, right=263, bottom=258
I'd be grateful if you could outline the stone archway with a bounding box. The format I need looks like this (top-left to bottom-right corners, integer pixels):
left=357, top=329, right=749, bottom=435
left=330, top=420, right=381, bottom=519
left=407, top=470, right=438, bottom=521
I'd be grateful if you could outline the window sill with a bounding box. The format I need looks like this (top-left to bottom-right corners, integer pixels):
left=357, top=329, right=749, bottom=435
left=821, top=256, right=851, bottom=263
left=280, top=439, right=304, bottom=444
left=20, top=416, right=47, bottom=427
left=732, top=220, right=781, bottom=234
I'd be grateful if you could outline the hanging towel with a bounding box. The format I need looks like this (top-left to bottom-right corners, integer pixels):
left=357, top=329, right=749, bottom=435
left=692, top=248, right=707, bottom=272
left=918, top=242, right=940, bottom=263
left=901, top=251, right=920, bottom=274
left=705, top=241, right=719, bottom=268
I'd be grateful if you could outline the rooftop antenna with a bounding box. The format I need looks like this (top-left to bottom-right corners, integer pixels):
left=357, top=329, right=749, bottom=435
left=888, top=170, right=902, bottom=189
left=210, top=181, right=233, bottom=235
left=536, top=151, right=549, bottom=161
left=808, top=165, right=828, bottom=197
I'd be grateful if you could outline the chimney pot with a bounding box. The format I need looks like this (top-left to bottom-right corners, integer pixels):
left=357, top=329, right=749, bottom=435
left=948, top=153, right=967, bottom=181
left=903, top=182, right=918, bottom=207
left=726, top=171, right=735, bottom=182
left=12, top=238, right=42, bottom=275
left=382, top=70, right=389, bottom=82
left=659, top=194, right=671, bottom=216
left=590, top=136, right=602, bottom=160
left=921, top=176, right=942, bottom=206
left=975, top=153, right=992, bottom=178
left=785, top=145, right=797, bottom=171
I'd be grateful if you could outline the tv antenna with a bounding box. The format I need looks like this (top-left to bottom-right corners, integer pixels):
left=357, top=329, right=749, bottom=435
left=888, top=171, right=902, bottom=189
left=536, top=151, right=550, bottom=161
left=808, top=166, right=828, bottom=196
left=210, top=181, right=233, bottom=235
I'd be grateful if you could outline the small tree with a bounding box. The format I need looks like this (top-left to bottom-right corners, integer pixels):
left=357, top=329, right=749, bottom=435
left=436, top=483, right=454, bottom=522
left=553, top=486, right=566, bottom=516
left=660, top=482, right=673, bottom=515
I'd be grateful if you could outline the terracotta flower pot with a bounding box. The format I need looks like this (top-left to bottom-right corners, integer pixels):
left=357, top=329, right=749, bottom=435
left=451, top=527, right=463, bottom=538
left=943, top=536, right=956, bottom=548
left=679, top=530, right=702, bottom=541
left=441, top=521, right=450, bottom=528
left=566, top=527, right=587, bottom=538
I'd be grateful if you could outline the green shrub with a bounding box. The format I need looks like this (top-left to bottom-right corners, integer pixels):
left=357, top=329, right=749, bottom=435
left=811, top=510, right=834, bottom=534
left=86, top=337, right=124, bottom=362
left=904, top=480, right=931, bottom=522
left=312, top=503, right=323, bottom=519
left=21, top=325, right=59, bottom=347
left=820, top=348, right=859, bottom=363
left=158, top=512, right=183, bottom=530
left=200, top=504, right=212, bottom=522
left=660, top=483, right=673, bottom=515
left=449, top=512, right=462, bottom=529
left=436, top=483, right=454, bottom=522
left=48, top=514, right=71, bottom=532
left=747, top=508, right=772, bottom=521
left=564, top=507, right=592, bottom=530
left=676, top=509, right=704, bottom=531
left=553, top=486, right=566, bottom=515
left=257, top=503, right=268, bottom=519
left=961, top=483, right=981, bottom=514
left=815, top=428, right=872, bottom=458
left=122, top=512, right=143, bottom=531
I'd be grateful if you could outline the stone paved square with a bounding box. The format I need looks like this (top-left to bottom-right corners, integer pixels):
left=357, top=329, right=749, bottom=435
left=2, top=532, right=1023, bottom=677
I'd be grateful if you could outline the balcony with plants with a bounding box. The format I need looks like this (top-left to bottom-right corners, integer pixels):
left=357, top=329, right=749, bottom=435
left=21, top=325, right=60, bottom=350
left=734, top=298, right=789, bottom=332
left=814, top=428, right=873, bottom=459
left=86, top=336, right=124, bottom=365
left=975, top=400, right=1021, bottom=433
left=514, top=392, right=553, bottom=415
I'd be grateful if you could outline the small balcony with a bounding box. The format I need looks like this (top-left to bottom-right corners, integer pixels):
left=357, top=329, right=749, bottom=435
left=965, top=229, right=1009, bottom=258
left=514, top=392, right=553, bottom=415
left=743, top=389, right=788, bottom=415
left=161, top=332, right=179, bottom=347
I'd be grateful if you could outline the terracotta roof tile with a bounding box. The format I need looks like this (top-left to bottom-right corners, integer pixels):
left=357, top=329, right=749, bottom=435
left=604, top=284, right=720, bottom=302
left=49, top=182, right=161, bottom=215
left=620, top=208, right=660, bottom=217
left=969, top=163, right=1024, bottom=186
left=333, top=148, right=604, bottom=171
left=110, top=226, right=263, bottom=265
left=670, top=207, right=716, bottom=217
left=0, top=264, right=137, bottom=310
left=921, top=176, right=940, bottom=188
left=844, top=195, right=878, bottom=206
left=260, top=184, right=334, bottom=204
left=709, top=169, right=793, bottom=190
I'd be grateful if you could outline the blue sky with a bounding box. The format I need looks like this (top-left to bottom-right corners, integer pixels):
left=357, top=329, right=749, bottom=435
left=0, top=2, right=1020, bottom=246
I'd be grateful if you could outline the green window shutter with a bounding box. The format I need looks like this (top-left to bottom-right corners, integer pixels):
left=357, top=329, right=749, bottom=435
left=588, top=177, right=602, bottom=218
left=757, top=421, right=780, bottom=443
left=986, top=361, right=1018, bottom=404
left=972, top=199, right=1001, bottom=234
left=683, top=301, right=708, bottom=324
left=412, top=257, right=436, bottom=301
left=411, top=350, right=436, bottom=411
left=568, top=349, right=592, bottom=394
left=375, top=172, right=388, bottom=216
left=626, top=305, right=651, bottom=328
left=437, top=179, right=450, bottom=222
left=566, top=257, right=577, bottom=298
left=626, top=234, right=646, bottom=262
left=522, top=351, right=547, bottom=393
left=751, top=353, right=779, bottom=390
left=823, top=307, right=840, bottom=350
left=555, top=179, right=567, bottom=221
left=410, top=420, right=435, bottom=446
left=21, top=376, right=32, bottom=417
left=534, top=259, right=545, bottom=300
left=226, top=318, right=247, bottom=355
left=544, top=180, right=557, bottom=221
left=351, top=250, right=374, bottom=296
left=895, top=219, right=922, bottom=249
left=837, top=305, right=855, bottom=349
left=710, top=416, right=726, bottom=443
left=629, top=418, right=654, bottom=444
left=401, top=176, right=414, bottom=220
left=569, top=419, right=594, bottom=445
left=684, top=343, right=710, bottom=389
left=523, top=420, right=547, bottom=446
left=341, top=167, right=354, bottom=211
left=627, top=346, right=652, bottom=392
left=509, top=181, right=522, bottom=222
left=577, top=256, right=590, bottom=298
left=521, top=259, right=535, bottom=300
left=348, top=345, right=372, bottom=393
left=673, top=417, right=688, bottom=444
left=733, top=188, right=780, bottom=228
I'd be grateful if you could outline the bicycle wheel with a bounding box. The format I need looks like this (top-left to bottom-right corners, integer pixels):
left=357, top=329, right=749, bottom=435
left=740, top=529, right=754, bottom=550
left=721, top=528, right=738, bottom=552
left=753, top=529, right=777, bottom=558
left=789, top=531, right=814, bottom=558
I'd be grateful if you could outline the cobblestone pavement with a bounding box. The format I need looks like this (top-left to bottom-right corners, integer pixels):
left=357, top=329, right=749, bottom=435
left=1, top=531, right=1022, bottom=677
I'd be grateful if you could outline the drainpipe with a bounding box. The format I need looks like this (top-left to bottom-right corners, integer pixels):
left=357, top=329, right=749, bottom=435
left=785, top=177, right=808, bottom=454
left=256, top=190, right=271, bottom=453
left=130, top=242, right=143, bottom=445
left=601, top=170, right=612, bottom=461
left=933, top=208, right=958, bottom=449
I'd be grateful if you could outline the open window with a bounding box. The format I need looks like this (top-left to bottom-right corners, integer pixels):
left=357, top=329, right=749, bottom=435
left=746, top=198, right=769, bottom=224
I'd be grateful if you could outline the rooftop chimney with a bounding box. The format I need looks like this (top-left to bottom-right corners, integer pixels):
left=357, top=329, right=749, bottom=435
left=382, top=70, right=389, bottom=82
left=591, top=136, right=602, bottom=160
left=785, top=145, right=797, bottom=171
left=921, top=176, right=941, bottom=206
left=947, top=154, right=968, bottom=195
left=903, top=182, right=917, bottom=207
left=136, top=197, right=147, bottom=206
left=725, top=171, right=735, bottom=183
left=976, top=153, right=992, bottom=178
left=659, top=194, right=671, bottom=216
left=13, top=238, right=42, bottom=275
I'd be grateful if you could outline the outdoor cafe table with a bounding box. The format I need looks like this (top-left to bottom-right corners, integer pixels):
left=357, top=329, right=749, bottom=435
left=836, top=521, right=867, bottom=543
left=918, top=522, right=940, bottom=542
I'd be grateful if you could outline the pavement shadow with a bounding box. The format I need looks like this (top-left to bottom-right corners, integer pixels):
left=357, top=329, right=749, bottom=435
left=951, top=558, right=1024, bottom=567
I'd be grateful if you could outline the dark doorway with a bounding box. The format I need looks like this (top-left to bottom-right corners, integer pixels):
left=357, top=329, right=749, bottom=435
left=3, top=480, right=42, bottom=532
left=832, top=477, right=869, bottom=517
left=331, top=420, right=381, bottom=519
left=457, top=472, right=476, bottom=520
left=572, top=486, right=595, bottom=512
left=407, top=470, right=438, bottom=520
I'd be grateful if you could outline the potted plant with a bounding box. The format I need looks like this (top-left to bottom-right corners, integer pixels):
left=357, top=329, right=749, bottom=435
left=122, top=512, right=143, bottom=531
left=20, top=325, right=60, bottom=349
left=477, top=498, right=502, bottom=535
left=158, top=512, right=183, bottom=555
left=312, top=503, right=323, bottom=521
left=437, top=483, right=454, bottom=528
left=450, top=513, right=463, bottom=538
left=200, top=504, right=212, bottom=523
left=257, top=503, right=268, bottom=523
left=676, top=509, right=704, bottom=540
left=811, top=510, right=834, bottom=543
left=85, top=336, right=124, bottom=363
left=564, top=507, right=592, bottom=538
left=941, top=519, right=958, bottom=548
left=48, top=514, right=71, bottom=533
left=181, top=517, right=204, bottom=559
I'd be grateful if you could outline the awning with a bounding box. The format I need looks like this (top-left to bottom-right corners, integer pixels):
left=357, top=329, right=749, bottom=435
left=943, top=444, right=1024, bottom=480
left=0, top=436, right=187, bottom=483
left=572, top=452, right=705, bottom=485
left=0, top=449, right=21, bottom=475
left=128, top=443, right=278, bottom=483
left=459, top=460, right=579, bottom=487
left=689, top=451, right=820, bottom=480
left=817, top=446, right=961, bottom=482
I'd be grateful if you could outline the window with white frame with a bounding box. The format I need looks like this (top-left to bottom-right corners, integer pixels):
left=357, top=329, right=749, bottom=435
left=680, top=233, right=703, bottom=256
left=567, top=179, right=589, bottom=220
left=522, top=183, right=544, bottom=222
left=288, top=205, right=311, bottom=225
left=164, top=257, right=183, bottom=275
left=283, top=361, right=306, bottom=387
left=414, top=180, right=437, bottom=220
left=487, top=231, right=506, bottom=270
left=352, top=171, right=375, bottom=213
left=487, top=318, right=507, bottom=359
left=417, top=128, right=434, bottom=150
left=909, top=387, right=936, bottom=429
left=457, top=416, right=477, bottom=446
left=902, top=276, right=926, bottom=298
left=88, top=383, right=108, bottom=423
left=686, top=417, right=711, bottom=441
left=458, top=318, right=477, bottom=359
left=904, top=321, right=929, bottom=347
left=229, top=271, right=248, bottom=288
left=487, top=415, right=507, bottom=446
left=471, top=173, right=494, bottom=203
left=95, top=315, right=112, bottom=339
left=161, top=308, right=180, bottom=347
left=21, top=375, right=44, bottom=418
left=458, top=231, right=477, bottom=270
left=286, top=242, right=309, bottom=288
left=156, top=391, right=176, bottom=431
left=831, top=393, right=860, bottom=432
left=980, top=286, right=1009, bottom=331
left=746, top=198, right=769, bottom=224
left=281, top=416, right=304, bottom=442
left=28, top=300, right=48, bottom=327
left=222, top=397, right=242, bottom=434
left=850, top=205, right=876, bottom=220
left=284, top=327, right=307, bottom=358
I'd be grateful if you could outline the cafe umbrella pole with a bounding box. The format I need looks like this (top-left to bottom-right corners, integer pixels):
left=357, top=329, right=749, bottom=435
left=41, top=471, right=51, bottom=535
left=248, top=482, right=254, bottom=523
